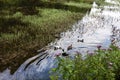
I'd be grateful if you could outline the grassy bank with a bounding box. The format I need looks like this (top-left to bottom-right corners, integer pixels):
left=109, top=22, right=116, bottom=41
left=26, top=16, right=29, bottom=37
left=0, top=1, right=94, bottom=73
left=50, top=46, right=120, bottom=80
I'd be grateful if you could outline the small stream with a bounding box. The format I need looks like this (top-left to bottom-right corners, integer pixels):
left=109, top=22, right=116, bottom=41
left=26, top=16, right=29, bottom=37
left=0, top=0, right=120, bottom=80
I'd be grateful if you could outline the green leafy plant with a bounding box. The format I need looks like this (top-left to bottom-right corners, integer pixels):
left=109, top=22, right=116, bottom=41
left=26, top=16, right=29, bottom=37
left=50, top=46, right=120, bottom=80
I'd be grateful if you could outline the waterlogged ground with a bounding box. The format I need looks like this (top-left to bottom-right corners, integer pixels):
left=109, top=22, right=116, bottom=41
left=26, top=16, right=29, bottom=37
left=0, top=0, right=120, bottom=80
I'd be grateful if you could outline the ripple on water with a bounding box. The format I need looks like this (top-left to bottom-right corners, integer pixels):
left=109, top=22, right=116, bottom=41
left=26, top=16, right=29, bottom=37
left=0, top=0, right=120, bottom=80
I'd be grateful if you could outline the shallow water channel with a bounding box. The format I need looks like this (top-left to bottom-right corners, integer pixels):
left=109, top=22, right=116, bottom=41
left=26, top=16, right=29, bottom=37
left=0, top=0, right=120, bottom=80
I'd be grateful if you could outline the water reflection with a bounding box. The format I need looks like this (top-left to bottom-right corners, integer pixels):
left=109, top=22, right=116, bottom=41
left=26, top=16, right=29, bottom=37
left=0, top=0, right=120, bottom=80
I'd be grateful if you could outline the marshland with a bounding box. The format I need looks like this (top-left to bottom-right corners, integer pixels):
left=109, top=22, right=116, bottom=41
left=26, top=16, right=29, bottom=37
left=0, top=0, right=120, bottom=80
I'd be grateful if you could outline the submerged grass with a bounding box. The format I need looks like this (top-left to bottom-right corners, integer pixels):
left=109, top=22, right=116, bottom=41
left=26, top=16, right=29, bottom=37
left=50, top=46, right=120, bottom=80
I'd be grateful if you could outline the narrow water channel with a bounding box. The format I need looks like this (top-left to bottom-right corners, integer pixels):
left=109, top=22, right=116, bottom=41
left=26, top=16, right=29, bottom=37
left=0, top=0, right=120, bottom=80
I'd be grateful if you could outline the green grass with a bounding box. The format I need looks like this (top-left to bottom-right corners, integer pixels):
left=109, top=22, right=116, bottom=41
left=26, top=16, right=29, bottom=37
left=0, top=1, right=94, bottom=73
left=50, top=46, right=120, bottom=80
left=1, top=8, right=84, bottom=44
left=64, top=1, right=92, bottom=8
left=0, top=8, right=84, bottom=73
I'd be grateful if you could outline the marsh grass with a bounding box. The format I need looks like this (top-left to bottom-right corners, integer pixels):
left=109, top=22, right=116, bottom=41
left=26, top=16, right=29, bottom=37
left=0, top=8, right=84, bottom=73
left=50, top=46, right=120, bottom=80
left=64, top=1, right=92, bottom=8
left=0, top=1, right=94, bottom=74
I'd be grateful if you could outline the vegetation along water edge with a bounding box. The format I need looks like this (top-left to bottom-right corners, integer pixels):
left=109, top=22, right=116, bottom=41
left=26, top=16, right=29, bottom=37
left=0, top=0, right=94, bottom=74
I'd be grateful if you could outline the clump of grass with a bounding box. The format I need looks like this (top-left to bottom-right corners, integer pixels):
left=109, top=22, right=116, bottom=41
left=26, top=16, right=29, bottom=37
left=50, top=46, right=120, bottom=80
